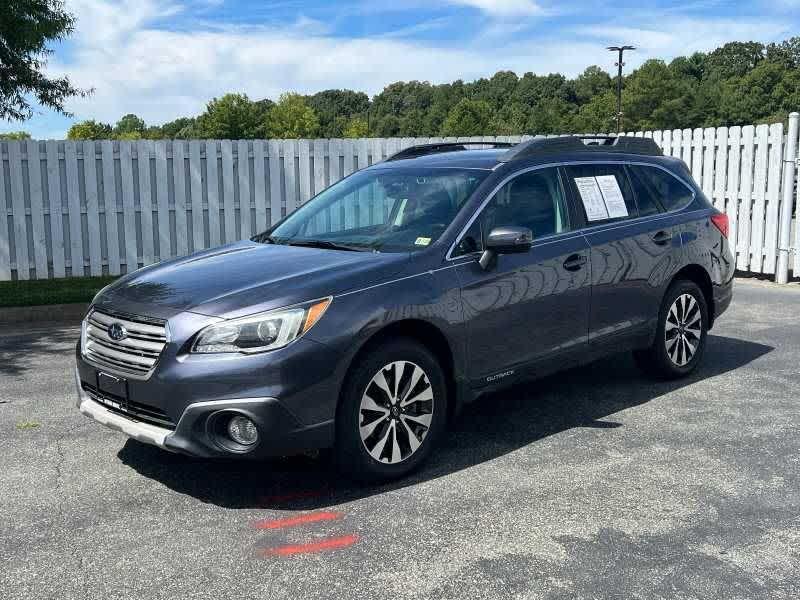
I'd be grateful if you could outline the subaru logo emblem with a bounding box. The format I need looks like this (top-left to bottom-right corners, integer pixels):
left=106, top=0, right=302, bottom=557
left=108, top=322, right=127, bottom=341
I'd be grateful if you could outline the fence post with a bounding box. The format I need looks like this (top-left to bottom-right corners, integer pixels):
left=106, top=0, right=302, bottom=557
left=776, top=112, right=799, bottom=284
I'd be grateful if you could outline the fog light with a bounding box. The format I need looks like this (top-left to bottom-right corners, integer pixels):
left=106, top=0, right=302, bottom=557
left=227, top=415, right=258, bottom=446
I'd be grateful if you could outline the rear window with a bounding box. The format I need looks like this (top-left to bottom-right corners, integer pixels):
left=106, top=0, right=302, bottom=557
left=627, top=165, right=694, bottom=213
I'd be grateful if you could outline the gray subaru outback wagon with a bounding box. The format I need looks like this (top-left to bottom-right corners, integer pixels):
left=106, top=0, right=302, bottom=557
left=76, top=136, right=733, bottom=481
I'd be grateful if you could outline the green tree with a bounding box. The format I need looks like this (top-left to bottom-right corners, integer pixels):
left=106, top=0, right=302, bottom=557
left=0, top=0, right=89, bottom=120
left=772, top=69, right=800, bottom=115
left=669, top=52, right=707, bottom=82
left=718, top=61, right=786, bottom=125
left=343, top=117, right=369, bottom=138
left=194, top=93, right=264, bottom=139
left=514, top=73, right=570, bottom=107
left=766, top=37, right=800, bottom=68
left=571, top=91, right=617, bottom=133
left=441, top=99, right=493, bottom=136
left=373, top=114, right=401, bottom=137
left=622, top=60, right=688, bottom=130
left=67, top=120, right=112, bottom=140
left=489, top=103, right=528, bottom=134
left=370, top=81, right=438, bottom=136
left=471, top=71, right=519, bottom=111
left=573, top=66, right=613, bottom=104
left=159, top=117, right=196, bottom=139
left=307, top=90, right=369, bottom=137
left=113, top=113, right=146, bottom=139
left=527, top=97, right=573, bottom=134
left=705, top=41, right=765, bottom=80
left=265, top=93, right=319, bottom=138
left=0, top=131, right=31, bottom=140
left=115, top=131, right=142, bottom=140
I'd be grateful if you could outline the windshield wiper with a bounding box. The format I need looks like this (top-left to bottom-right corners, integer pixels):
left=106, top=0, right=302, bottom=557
left=286, top=239, right=374, bottom=252
left=252, top=233, right=279, bottom=244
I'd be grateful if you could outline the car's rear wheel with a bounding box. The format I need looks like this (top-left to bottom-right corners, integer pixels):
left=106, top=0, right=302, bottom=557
left=334, top=339, right=447, bottom=482
left=634, top=279, right=709, bottom=379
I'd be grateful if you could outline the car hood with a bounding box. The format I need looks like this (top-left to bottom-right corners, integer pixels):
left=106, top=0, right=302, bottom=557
left=94, top=241, right=410, bottom=319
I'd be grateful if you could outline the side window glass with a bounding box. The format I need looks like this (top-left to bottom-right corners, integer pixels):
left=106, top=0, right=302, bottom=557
left=628, top=165, right=694, bottom=212
left=481, top=168, right=569, bottom=239
left=564, top=164, right=637, bottom=223
left=626, top=165, right=663, bottom=216
left=452, top=168, right=568, bottom=257
left=456, top=219, right=483, bottom=255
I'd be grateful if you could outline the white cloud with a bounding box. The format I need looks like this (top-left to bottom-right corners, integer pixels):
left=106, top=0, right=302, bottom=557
left=53, top=27, right=597, bottom=126
left=579, top=18, right=792, bottom=58
left=68, top=0, right=181, bottom=44
left=48, top=0, right=590, bottom=127
left=446, top=0, right=545, bottom=17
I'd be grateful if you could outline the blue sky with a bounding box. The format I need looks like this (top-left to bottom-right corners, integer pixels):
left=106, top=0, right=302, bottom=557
left=5, top=0, right=799, bottom=138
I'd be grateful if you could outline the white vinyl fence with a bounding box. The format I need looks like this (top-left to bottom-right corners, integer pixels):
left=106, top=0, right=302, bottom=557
left=1, top=115, right=799, bottom=283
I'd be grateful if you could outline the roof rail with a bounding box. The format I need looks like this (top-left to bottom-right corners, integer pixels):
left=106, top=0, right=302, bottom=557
left=500, top=135, right=662, bottom=162
left=386, top=141, right=516, bottom=162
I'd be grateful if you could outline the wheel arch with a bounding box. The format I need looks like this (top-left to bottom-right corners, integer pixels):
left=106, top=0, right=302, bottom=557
left=671, top=264, right=715, bottom=327
left=339, top=319, right=459, bottom=422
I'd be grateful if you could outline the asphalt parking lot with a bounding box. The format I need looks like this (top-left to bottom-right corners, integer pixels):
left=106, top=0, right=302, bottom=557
left=1, top=278, right=798, bottom=600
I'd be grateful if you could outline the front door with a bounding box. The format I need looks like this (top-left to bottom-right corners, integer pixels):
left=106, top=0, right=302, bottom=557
left=452, top=167, right=591, bottom=384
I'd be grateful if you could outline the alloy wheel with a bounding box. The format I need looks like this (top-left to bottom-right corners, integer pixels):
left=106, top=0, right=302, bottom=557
left=358, top=361, right=434, bottom=464
left=665, top=293, right=702, bottom=367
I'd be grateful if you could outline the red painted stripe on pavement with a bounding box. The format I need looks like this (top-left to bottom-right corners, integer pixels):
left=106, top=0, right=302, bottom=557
left=263, top=534, right=360, bottom=557
left=252, top=511, right=343, bottom=530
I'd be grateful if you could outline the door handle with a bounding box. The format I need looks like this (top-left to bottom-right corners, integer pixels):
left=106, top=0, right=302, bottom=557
left=652, top=231, right=672, bottom=246
left=563, top=254, right=587, bottom=271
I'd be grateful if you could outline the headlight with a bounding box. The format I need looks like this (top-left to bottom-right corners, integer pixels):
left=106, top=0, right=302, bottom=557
left=191, top=297, right=331, bottom=354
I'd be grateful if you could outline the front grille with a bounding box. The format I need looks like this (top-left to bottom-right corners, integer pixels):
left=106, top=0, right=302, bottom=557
left=84, top=310, right=167, bottom=377
left=83, top=383, right=176, bottom=430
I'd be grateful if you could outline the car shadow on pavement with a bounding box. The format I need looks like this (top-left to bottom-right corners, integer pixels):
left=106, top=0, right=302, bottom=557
left=118, top=334, right=773, bottom=510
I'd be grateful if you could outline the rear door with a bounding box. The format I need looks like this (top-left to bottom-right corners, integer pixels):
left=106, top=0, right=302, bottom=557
left=562, top=163, right=680, bottom=346
left=452, top=166, right=591, bottom=384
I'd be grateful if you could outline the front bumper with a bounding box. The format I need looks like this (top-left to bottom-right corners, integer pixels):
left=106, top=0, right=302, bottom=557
left=76, top=368, right=173, bottom=449
left=74, top=367, right=334, bottom=458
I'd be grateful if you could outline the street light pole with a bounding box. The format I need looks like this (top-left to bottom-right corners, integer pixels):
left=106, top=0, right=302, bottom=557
left=607, top=45, right=635, bottom=133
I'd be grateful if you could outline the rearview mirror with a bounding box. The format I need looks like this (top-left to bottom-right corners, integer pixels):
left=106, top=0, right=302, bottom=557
left=478, top=226, right=533, bottom=270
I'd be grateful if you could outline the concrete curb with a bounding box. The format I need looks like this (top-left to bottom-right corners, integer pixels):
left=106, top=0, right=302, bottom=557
left=0, top=302, right=88, bottom=325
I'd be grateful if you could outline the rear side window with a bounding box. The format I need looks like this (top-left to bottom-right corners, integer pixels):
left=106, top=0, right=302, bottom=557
left=626, top=166, right=663, bottom=216
left=628, top=165, right=694, bottom=212
left=564, top=164, right=637, bottom=224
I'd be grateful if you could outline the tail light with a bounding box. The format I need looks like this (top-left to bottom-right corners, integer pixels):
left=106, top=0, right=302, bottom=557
left=710, top=213, right=729, bottom=238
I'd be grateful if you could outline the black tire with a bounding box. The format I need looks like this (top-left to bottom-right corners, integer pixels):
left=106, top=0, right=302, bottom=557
left=634, top=279, right=709, bottom=380
left=334, top=338, right=448, bottom=482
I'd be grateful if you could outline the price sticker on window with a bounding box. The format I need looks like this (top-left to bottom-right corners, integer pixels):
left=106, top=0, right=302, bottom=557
left=595, top=175, right=628, bottom=218
left=574, top=175, right=629, bottom=221
left=574, top=177, right=609, bottom=221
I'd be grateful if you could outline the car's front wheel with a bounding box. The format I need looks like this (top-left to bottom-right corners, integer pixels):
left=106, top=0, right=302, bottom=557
left=334, top=339, right=447, bottom=482
left=634, top=279, right=709, bottom=379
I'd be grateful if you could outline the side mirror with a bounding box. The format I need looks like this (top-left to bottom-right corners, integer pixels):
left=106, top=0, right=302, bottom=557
left=479, top=226, right=533, bottom=270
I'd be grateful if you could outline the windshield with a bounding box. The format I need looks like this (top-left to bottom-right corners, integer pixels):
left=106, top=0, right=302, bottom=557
left=257, top=168, right=488, bottom=252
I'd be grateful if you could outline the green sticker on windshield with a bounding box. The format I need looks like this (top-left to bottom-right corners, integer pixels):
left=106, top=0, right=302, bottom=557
left=415, top=237, right=432, bottom=246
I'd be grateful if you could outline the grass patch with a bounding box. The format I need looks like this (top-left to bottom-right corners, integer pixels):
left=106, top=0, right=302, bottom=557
left=16, top=420, right=40, bottom=430
left=0, top=276, right=118, bottom=308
